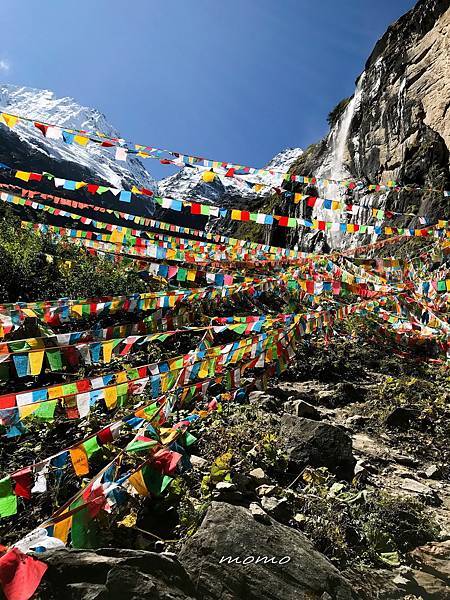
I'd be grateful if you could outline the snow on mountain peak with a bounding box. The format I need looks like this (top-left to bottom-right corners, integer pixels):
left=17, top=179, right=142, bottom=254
left=0, top=83, right=157, bottom=192
left=159, top=146, right=303, bottom=205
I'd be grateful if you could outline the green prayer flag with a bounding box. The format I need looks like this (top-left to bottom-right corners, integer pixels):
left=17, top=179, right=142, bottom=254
left=34, top=400, right=58, bottom=421
left=62, top=382, right=78, bottom=395
left=117, top=382, right=129, bottom=407
left=143, top=467, right=172, bottom=496
left=184, top=432, right=198, bottom=447
left=125, top=438, right=158, bottom=453
left=46, top=349, right=63, bottom=371
left=0, top=476, right=17, bottom=518
left=70, top=503, right=99, bottom=549
left=83, top=436, right=101, bottom=458
left=177, top=268, right=187, bottom=282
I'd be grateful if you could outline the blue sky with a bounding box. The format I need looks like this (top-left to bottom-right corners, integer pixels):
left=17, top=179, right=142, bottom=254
left=1, top=0, right=415, bottom=180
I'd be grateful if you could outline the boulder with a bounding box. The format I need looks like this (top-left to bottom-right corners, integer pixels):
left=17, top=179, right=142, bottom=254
left=284, top=399, right=321, bottom=420
left=398, top=478, right=441, bottom=506
left=280, top=415, right=356, bottom=479
left=385, top=406, right=419, bottom=429
left=178, top=502, right=356, bottom=600
left=317, top=383, right=365, bottom=408
left=38, top=548, right=197, bottom=600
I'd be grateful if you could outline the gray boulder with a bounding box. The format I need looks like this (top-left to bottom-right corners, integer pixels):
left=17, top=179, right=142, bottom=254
left=284, top=399, right=321, bottom=420
left=178, top=501, right=357, bottom=600
left=280, top=415, right=356, bottom=479
left=37, top=548, right=197, bottom=600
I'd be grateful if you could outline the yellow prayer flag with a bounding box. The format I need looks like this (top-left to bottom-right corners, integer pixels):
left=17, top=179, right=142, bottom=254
left=231, top=210, right=241, bottom=220
left=187, top=270, right=196, bottom=282
left=198, top=360, right=209, bottom=379
left=53, top=512, right=72, bottom=544
left=70, top=446, right=90, bottom=476
left=129, top=470, right=149, bottom=496
left=202, top=171, right=215, bottom=183
left=160, top=427, right=178, bottom=444
left=104, top=386, right=118, bottom=409
left=2, top=113, right=18, bottom=128
left=18, top=403, right=40, bottom=419
left=110, top=228, right=125, bottom=243
left=48, top=385, right=63, bottom=400
left=102, top=340, right=115, bottom=364
left=74, top=135, right=89, bottom=146
left=71, top=305, right=83, bottom=317
left=29, top=350, right=45, bottom=376
left=15, top=171, right=31, bottom=182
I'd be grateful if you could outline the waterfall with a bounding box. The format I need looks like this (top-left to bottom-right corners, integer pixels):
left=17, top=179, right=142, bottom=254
left=314, top=72, right=366, bottom=248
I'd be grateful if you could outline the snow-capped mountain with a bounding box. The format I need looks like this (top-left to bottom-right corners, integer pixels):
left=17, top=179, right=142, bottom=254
left=159, top=147, right=303, bottom=206
left=0, top=84, right=157, bottom=195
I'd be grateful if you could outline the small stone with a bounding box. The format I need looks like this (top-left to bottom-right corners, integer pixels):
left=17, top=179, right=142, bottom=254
left=353, top=460, right=368, bottom=478
left=190, top=455, right=207, bottom=469
left=154, top=541, right=165, bottom=552
left=249, top=502, right=271, bottom=524
left=248, top=467, right=268, bottom=484
left=212, top=481, right=243, bottom=502
left=256, top=484, right=277, bottom=497
left=261, top=496, right=290, bottom=521
left=425, top=464, right=441, bottom=479
left=344, top=415, right=368, bottom=429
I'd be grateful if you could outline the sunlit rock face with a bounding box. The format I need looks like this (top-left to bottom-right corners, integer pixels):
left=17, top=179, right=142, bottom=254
left=284, top=0, right=450, bottom=251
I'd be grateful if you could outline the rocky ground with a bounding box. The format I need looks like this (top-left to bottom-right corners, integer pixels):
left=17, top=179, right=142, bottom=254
left=29, top=334, right=450, bottom=600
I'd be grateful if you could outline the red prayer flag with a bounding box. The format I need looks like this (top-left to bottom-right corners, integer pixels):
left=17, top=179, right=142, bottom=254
left=12, top=468, right=32, bottom=500
left=0, top=394, right=16, bottom=410
left=33, top=122, right=47, bottom=137
left=0, top=548, right=47, bottom=600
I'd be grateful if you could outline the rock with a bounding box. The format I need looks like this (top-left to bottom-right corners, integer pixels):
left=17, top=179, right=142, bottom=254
left=425, top=464, right=442, bottom=479
left=280, top=415, right=356, bottom=480
left=317, top=383, right=364, bottom=408
left=66, top=583, right=107, bottom=600
left=385, top=406, right=419, bottom=429
left=249, top=502, right=271, bottom=524
left=212, top=481, right=244, bottom=503
left=190, top=455, right=207, bottom=469
left=410, top=539, right=450, bottom=577
left=248, top=467, right=268, bottom=485
left=256, top=484, right=277, bottom=497
left=39, top=548, right=197, bottom=599
left=248, top=391, right=280, bottom=412
left=353, top=460, right=368, bottom=480
left=260, top=496, right=291, bottom=522
left=398, top=478, right=441, bottom=505
left=344, top=415, right=368, bottom=430
left=284, top=399, right=321, bottom=420
left=178, top=502, right=356, bottom=599
left=408, top=569, right=450, bottom=599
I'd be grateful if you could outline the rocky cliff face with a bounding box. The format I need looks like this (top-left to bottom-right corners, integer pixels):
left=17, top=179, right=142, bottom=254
left=281, top=0, right=450, bottom=251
